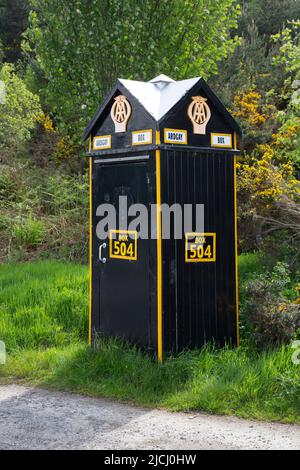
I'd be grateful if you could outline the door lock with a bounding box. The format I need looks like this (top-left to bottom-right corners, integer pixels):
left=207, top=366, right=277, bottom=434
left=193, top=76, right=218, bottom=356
left=99, top=243, right=107, bottom=264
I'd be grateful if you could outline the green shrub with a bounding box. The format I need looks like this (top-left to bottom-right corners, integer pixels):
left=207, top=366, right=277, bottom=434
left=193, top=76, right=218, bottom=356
left=40, top=173, right=88, bottom=216
left=0, top=167, right=19, bottom=202
left=242, top=262, right=300, bottom=347
left=0, top=64, right=42, bottom=150
left=11, top=216, right=47, bottom=248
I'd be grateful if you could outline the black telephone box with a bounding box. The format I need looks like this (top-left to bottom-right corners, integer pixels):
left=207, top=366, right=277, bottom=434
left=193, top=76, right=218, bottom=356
left=83, top=75, right=242, bottom=361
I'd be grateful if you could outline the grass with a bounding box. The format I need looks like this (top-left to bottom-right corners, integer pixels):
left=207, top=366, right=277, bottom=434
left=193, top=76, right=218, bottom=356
left=0, top=257, right=299, bottom=424
left=0, top=261, right=88, bottom=349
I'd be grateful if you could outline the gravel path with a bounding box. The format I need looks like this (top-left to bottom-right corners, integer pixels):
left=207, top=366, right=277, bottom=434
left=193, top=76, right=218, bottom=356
left=0, top=384, right=299, bottom=450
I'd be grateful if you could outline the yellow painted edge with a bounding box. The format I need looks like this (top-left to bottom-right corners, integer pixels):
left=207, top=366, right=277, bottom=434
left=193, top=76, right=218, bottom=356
left=234, top=132, right=240, bottom=346
left=156, top=130, right=163, bottom=363
left=234, top=132, right=238, bottom=151
left=88, top=137, right=93, bottom=346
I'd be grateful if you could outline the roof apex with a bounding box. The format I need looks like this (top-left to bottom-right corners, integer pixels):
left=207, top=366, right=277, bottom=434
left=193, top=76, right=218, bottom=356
left=149, top=74, right=175, bottom=83
left=118, top=76, right=201, bottom=121
left=82, top=75, right=242, bottom=141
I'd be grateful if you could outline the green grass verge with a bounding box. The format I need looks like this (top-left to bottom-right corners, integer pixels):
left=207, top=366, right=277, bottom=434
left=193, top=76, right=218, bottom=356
left=0, top=261, right=88, bottom=349
left=0, top=258, right=299, bottom=424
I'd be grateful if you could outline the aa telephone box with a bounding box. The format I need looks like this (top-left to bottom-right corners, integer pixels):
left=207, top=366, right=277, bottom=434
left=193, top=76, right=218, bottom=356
left=83, top=75, right=242, bottom=361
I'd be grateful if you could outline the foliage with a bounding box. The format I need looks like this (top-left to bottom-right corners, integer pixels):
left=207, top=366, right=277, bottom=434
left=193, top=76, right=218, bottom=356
left=0, top=151, right=88, bottom=263
left=232, top=22, right=300, bottom=251
left=0, top=63, right=42, bottom=149
left=271, top=22, right=300, bottom=166
left=238, top=0, right=300, bottom=39
left=241, top=262, right=300, bottom=347
left=232, top=88, right=277, bottom=151
left=238, top=145, right=300, bottom=210
left=273, top=20, right=300, bottom=110
left=54, top=136, right=79, bottom=164
left=0, top=166, right=19, bottom=202
left=272, top=113, right=300, bottom=165
left=23, top=0, right=240, bottom=138
left=237, top=142, right=300, bottom=252
left=233, top=89, right=269, bottom=127
left=30, top=114, right=59, bottom=167
left=212, top=0, right=300, bottom=119
left=11, top=215, right=47, bottom=248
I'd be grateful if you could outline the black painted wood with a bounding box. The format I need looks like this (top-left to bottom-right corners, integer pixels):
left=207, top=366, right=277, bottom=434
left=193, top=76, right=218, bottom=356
left=87, top=77, right=240, bottom=356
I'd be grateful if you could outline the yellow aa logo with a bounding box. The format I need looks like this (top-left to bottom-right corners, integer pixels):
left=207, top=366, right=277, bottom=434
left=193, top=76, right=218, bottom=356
left=111, top=95, right=132, bottom=133
left=188, top=96, right=211, bottom=135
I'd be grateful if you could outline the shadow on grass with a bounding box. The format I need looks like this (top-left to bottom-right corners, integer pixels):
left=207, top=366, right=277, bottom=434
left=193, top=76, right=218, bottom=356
left=2, top=338, right=299, bottom=423
left=42, top=339, right=198, bottom=408
left=39, top=339, right=300, bottom=423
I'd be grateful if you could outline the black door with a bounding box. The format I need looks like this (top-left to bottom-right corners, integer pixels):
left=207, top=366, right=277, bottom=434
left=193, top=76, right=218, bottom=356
left=94, top=160, right=151, bottom=347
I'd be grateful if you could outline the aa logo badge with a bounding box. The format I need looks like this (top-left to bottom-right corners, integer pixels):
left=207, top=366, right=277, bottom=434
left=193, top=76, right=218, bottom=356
left=188, top=96, right=211, bottom=135
left=111, top=95, right=132, bottom=133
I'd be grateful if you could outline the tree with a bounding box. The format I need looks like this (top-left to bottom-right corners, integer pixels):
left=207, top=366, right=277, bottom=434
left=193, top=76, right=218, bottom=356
left=24, top=0, right=240, bottom=139
left=0, top=63, right=42, bottom=149
left=271, top=21, right=300, bottom=166
left=212, top=0, right=300, bottom=105
left=273, top=21, right=300, bottom=112
left=238, top=0, right=300, bottom=39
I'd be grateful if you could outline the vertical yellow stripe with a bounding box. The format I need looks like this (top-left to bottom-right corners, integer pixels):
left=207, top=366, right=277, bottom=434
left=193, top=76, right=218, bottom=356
left=234, top=132, right=240, bottom=346
left=234, top=132, right=237, bottom=151
left=156, top=130, right=163, bottom=363
left=88, top=137, right=93, bottom=346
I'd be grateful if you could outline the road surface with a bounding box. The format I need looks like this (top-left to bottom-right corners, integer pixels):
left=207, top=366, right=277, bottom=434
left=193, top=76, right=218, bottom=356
left=0, top=384, right=299, bottom=450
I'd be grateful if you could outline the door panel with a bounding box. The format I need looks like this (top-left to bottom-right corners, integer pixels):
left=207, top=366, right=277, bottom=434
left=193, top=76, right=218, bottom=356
left=94, top=161, right=150, bottom=346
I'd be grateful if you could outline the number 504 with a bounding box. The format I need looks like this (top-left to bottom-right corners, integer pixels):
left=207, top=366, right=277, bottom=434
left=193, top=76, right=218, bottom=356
left=189, top=244, right=212, bottom=260
left=185, top=233, right=216, bottom=263
left=113, top=241, right=134, bottom=258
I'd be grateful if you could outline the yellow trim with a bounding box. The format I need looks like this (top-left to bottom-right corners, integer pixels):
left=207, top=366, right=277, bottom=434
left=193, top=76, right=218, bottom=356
left=164, top=128, right=187, bottom=145
left=156, top=130, right=163, bottom=363
left=185, top=233, right=217, bottom=263
left=88, top=148, right=93, bottom=346
left=132, top=129, right=153, bottom=146
left=211, top=133, right=233, bottom=149
left=234, top=132, right=240, bottom=346
left=109, top=230, right=138, bottom=261
left=93, top=135, right=112, bottom=150
left=234, top=131, right=238, bottom=151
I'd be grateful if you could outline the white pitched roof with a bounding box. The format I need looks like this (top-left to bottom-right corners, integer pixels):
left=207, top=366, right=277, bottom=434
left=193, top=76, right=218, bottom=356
left=119, top=75, right=201, bottom=121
